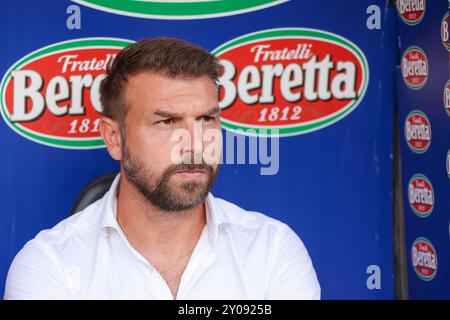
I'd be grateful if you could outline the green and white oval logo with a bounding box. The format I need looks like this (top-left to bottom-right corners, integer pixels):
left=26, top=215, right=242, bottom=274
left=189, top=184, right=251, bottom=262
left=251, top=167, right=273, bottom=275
left=401, top=46, right=428, bottom=90
left=404, top=110, right=431, bottom=153
left=412, top=237, right=437, bottom=281
left=0, top=37, right=133, bottom=149
left=408, top=173, right=434, bottom=217
left=213, top=28, right=369, bottom=137
left=72, top=0, right=287, bottom=20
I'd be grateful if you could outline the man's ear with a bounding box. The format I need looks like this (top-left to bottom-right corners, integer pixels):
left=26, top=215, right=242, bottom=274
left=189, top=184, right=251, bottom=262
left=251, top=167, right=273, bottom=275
left=100, top=117, right=123, bottom=161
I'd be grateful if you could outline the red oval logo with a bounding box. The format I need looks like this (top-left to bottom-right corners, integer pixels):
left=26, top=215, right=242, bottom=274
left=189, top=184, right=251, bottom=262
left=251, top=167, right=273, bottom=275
left=411, top=237, right=437, bottom=281
left=1, top=38, right=133, bottom=149
left=404, top=110, right=431, bottom=153
left=444, top=80, right=450, bottom=117
left=397, top=0, right=426, bottom=25
left=401, top=46, right=428, bottom=90
left=441, top=12, right=449, bottom=50
left=408, top=174, right=434, bottom=217
left=446, top=149, right=450, bottom=179
left=213, top=28, right=369, bottom=137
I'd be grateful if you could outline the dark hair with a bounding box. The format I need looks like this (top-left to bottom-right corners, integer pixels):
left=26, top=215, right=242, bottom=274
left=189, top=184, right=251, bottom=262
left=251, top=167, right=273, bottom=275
left=100, top=37, right=222, bottom=123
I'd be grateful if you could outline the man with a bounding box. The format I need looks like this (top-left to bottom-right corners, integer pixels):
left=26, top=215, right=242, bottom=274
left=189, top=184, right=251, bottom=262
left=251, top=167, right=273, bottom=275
left=4, top=38, right=320, bottom=300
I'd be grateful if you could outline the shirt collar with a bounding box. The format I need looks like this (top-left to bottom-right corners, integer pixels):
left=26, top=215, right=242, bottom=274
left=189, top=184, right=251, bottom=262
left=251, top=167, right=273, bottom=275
left=98, top=173, right=230, bottom=245
left=98, top=173, right=121, bottom=233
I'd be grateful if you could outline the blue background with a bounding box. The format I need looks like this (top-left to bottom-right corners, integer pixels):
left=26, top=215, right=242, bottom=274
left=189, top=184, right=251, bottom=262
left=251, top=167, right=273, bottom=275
left=0, top=0, right=397, bottom=299
left=396, top=0, right=450, bottom=299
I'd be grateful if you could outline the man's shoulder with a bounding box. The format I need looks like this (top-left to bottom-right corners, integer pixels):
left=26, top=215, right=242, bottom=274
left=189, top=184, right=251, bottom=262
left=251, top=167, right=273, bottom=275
left=212, top=195, right=291, bottom=235
left=5, top=196, right=108, bottom=299
left=27, top=195, right=106, bottom=251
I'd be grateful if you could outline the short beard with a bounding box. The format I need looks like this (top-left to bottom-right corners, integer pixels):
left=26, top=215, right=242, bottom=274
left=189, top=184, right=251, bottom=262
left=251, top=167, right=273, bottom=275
left=120, top=127, right=218, bottom=212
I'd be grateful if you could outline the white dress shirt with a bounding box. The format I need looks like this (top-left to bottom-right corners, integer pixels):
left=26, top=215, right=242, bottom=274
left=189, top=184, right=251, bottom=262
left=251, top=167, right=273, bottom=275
left=4, top=174, right=320, bottom=300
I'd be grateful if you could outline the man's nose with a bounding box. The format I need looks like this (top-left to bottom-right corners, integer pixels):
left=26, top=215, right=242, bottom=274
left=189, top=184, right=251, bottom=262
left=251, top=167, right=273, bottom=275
left=183, top=120, right=203, bottom=157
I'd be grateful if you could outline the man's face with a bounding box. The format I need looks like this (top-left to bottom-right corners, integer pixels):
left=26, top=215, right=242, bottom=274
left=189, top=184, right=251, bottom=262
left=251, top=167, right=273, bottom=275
left=120, top=72, right=222, bottom=211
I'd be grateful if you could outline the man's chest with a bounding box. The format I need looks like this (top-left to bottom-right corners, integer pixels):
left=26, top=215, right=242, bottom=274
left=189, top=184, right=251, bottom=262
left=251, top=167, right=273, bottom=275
left=69, top=255, right=265, bottom=299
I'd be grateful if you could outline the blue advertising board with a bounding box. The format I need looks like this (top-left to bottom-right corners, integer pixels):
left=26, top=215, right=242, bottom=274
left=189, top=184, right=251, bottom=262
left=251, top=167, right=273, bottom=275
left=396, top=0, right=450, bottom=299
left=0, top=0, right=397, bottom=299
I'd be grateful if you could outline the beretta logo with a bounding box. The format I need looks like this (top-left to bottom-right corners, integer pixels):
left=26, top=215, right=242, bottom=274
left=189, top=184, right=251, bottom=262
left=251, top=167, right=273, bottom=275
left=444, top=80, right=450, bottom=117
left=445, top=149, right=450, bottom=178
left=213, top=28, right=369, bottom=137
left=408, top=173, right=434, bottom=218
left=404, top=110, right=431, bottom=153
left=401, top=46, right=428, bottom=90
left=0, top=37, right=133, bottom=149
left=71, top=0, right=286, bottom=19
left=411, top=237, right=437, bottom=281
left=396, top=0, right=426, bottom=25
left=441, top=11, right=449, bottom=50
left=447, top=148, right=450, bottom=179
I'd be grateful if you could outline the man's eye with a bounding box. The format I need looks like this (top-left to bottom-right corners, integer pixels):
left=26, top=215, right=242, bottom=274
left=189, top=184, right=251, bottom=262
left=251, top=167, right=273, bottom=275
left=157, top=118, right=174, bottom=126
left=199, top=116, right=215, bottom=123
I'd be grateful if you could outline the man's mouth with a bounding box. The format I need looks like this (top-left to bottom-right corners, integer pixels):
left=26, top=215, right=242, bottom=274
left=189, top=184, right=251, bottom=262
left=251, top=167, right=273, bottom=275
left=175, top=169, right=206, bottom=178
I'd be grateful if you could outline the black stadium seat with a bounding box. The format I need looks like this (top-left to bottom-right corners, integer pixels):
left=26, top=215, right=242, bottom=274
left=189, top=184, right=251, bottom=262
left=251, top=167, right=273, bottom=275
left=69, top=172, right=118, bottom=216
